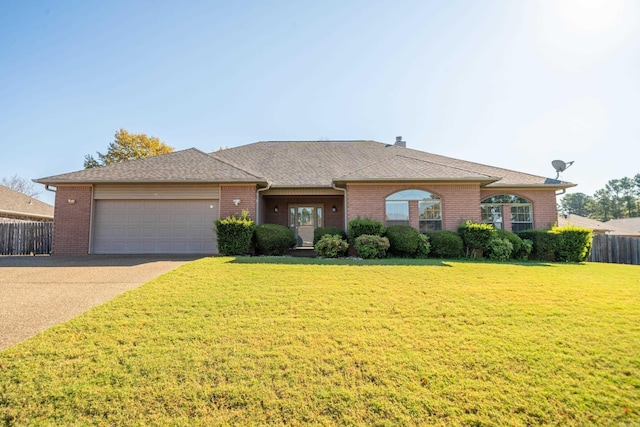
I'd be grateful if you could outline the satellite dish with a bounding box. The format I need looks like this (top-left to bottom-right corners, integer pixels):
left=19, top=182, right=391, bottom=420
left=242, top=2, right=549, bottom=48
left=551, top=160, right=574, bottom=179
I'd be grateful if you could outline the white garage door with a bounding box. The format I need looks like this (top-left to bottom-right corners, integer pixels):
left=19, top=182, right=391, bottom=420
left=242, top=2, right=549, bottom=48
left=93, top=200, right=219, bottom=254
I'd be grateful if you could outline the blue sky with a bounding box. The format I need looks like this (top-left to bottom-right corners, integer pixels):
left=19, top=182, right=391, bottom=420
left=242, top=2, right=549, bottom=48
left=1, top=0, right=639, bottom=205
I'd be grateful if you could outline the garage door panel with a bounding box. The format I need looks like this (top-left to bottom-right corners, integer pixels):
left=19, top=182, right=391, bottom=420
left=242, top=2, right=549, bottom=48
left=93, top=200, right=219, bottom=254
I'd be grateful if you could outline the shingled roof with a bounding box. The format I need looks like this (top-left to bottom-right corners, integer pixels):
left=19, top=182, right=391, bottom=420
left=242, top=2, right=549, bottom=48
left=211, top=140, right=574, bottom=188
left=0, top=185, right=54, bottom=220
left=34, top=141, right=575, bottom=189
left=35, top=148, right=267, bottom=185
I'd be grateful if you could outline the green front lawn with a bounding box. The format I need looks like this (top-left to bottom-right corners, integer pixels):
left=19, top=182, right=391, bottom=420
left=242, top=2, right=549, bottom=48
left=1, top=258, right=639, bottom=426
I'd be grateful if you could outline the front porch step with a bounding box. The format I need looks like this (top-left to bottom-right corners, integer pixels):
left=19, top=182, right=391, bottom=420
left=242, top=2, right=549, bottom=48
left=287, top=248, right=317, bottom=258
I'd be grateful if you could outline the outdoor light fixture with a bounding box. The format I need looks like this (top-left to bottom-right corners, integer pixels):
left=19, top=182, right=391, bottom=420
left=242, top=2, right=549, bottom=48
left=68, top=199, right=76, bottom=205
left=274, top=205, right=279, bottom=213
left=233, top=199, right=241, bottom=206
left=332, top=205, right=337, bottom=213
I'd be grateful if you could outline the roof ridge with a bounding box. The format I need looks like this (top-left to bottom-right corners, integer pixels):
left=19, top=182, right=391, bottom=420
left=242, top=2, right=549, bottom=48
left=392, top=154, right=499, bottom=179
left=392, top=146, right=555, bottom=182
left=205, top=151, right=267, bottom=181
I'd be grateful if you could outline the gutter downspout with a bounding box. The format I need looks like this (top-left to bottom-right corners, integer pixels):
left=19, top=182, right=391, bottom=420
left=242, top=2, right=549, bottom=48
left=555, top=189, right=567, bottom=196
left=44, top=184, right=56, bottom=193
left=332, top=183, right=348, bottom=230
left=255, top=182, right=272, bottom=225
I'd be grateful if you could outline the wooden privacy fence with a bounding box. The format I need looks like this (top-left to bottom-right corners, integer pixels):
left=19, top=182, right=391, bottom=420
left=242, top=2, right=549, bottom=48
left=0, top=222, right=53, bottom=255
left=589, top=234, right=640, bottom=265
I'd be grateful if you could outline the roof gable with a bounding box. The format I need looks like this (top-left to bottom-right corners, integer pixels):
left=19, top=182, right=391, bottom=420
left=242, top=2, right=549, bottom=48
left=36, top=148, right=266, bottom=184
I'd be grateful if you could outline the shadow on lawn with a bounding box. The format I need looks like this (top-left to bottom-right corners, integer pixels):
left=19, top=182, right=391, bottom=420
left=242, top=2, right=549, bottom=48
left=228, top=256, right=453, bottom=267
left=226, top=256, right=568, bottom=268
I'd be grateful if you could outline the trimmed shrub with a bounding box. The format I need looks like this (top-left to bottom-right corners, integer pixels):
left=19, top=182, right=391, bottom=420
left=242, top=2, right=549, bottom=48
left=254, top=223, right=297, bottom=256
left=354, top=234, right=390, bottom=259
left=314, top=234, right=349, bottom=258
left=426, top=230, right=463, bottom=258
left=485, top=237, right=514, bottom=261
left=495, top=229, right=527, bottom=260
left=458, top=221, right=496, bottom=256
left=313, top=226, right=347, bottom=245
left=215, top=210, right=255, bottom=256
left=384, top=225, right=429, bottom=258
left=348, top=217, right=384, bottom=242
left=415, top=234, right=431, bottom=259
left=518, top=229, right=560, bottom=261
left=552, top=226, right=593, bottom=262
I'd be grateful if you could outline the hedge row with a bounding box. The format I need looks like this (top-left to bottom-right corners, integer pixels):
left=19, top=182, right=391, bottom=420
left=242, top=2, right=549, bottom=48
left=216, top=214, right=592, bottom=262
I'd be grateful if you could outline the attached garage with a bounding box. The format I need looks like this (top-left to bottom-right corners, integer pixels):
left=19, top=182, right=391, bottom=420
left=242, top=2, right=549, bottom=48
left=91, top=184, right=219, bottom=254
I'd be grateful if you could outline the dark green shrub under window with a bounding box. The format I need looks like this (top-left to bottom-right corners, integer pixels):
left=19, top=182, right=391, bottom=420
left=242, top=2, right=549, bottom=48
left=517, top=229, right=560, bottom=261
left=384, top=225, right=428, bottom=258
left=348, top=217, right=384, bottom=242
left=458, top=221, right=496, bottom=256
left=254, top=223, right=297, bottom=256
left=426, top=230, right=463, bottom=258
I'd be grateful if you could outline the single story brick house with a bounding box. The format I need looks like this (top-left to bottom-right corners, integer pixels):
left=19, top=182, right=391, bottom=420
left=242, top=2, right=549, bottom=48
left=0, top=184, right=54, bottom=222
left=35, top=138, right=574, bottom=255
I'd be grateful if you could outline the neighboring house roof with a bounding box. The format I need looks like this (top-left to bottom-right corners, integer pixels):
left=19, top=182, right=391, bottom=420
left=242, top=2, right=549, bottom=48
left=557, top=214, right=615, bottom=233
left=35, top=148, right=267, bottom=185
left=0, top=185, right=54, bottom=220
left=605, top=218, right=640, bottom=236
left=34, top=140, right=575, bottom=189
left=558, top=214, right=640, bottom=237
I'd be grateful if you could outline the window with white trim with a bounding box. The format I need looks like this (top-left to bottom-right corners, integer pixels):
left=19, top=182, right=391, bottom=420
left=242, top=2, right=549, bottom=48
left=481, top=195, right=533, bottom=232
left=385, top=189, right=442, bottom=231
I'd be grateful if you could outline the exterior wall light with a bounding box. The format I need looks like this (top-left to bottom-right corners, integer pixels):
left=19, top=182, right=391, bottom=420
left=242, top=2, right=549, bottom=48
left=233, top=199, right=241, bottom=206
left=68, top=199, right=76, bottom=204
left=274, top=205, right=279, bottom=213
left=332, top=205, right=337, bottom=213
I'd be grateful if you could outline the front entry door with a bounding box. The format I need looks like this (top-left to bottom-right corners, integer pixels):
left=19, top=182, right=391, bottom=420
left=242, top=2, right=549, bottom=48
left=289, top=206, right=323, bottom=247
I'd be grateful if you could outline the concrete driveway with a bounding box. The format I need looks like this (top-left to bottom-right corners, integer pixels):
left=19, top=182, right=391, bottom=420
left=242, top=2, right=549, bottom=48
left=0, top=255, right=202, bottom=351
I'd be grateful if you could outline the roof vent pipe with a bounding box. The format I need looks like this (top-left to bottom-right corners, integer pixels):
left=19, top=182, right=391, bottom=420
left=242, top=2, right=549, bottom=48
left=394, top=136, right=406, bottom=148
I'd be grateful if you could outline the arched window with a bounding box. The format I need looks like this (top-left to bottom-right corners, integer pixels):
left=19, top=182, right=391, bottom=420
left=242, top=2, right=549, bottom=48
left=481, top=195, right=533, bottom=232
left=385, top=189, right=442, bottom=232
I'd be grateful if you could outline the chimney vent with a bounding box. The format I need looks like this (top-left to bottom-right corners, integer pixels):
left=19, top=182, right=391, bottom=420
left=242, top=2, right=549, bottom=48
left=394, top=136, right=406, bottom=148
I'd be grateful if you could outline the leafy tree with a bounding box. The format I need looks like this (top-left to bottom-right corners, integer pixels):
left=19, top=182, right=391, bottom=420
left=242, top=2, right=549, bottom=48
left=590, top=189, right=613, bottom=221
left=605, top=179, right=623, bottom=219
left=619, top=177, right=638, bottom=217
left=1, top=175, right=41, bottom=198
left=84, top=129, right=173, bottom=169
left=559, top=192, right=593, bottom=217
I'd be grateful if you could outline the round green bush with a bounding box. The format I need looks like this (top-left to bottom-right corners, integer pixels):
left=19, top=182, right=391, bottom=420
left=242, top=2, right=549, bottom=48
left=494, top=229, right=527, bottom=260
left=313, top=226, right=347, bottom=245
left=426, top=230, right=463, bottom=258
left=254, top=223, right=296, bottom=256
left=354, top=234, right=390, bottom=259
left=384, top=225, right=423, bottom=257
left=314, top=234, right=349, bottom=258
left=485, top=237, right=514, bottom=261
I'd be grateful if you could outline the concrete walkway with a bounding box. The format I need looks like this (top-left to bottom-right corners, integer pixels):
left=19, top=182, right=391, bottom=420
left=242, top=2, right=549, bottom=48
left=0, top=255, right=201, bottom=351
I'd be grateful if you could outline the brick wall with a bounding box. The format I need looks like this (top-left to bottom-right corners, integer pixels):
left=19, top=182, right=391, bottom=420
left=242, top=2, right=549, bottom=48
left=480, top=189, right=558, bottom=229
left=219, top=184, right=257, bottom=220
left=346, top=183, right=481, bottom=231
left=52, top=186, right=92, bottom=255
left=262, top=196, right=345, bottom=229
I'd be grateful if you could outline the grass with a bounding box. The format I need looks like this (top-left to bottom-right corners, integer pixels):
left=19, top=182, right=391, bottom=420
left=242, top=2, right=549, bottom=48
left=1, top=257, right=639, bottom=426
